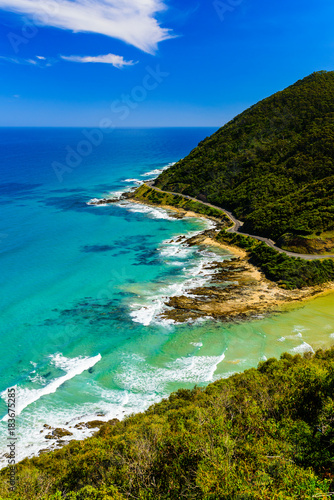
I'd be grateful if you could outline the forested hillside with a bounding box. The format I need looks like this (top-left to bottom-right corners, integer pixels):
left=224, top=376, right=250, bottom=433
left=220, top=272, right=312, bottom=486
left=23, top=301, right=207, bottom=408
left=155, top=71, right=334, bottom=250
left=1, top=349, right=334, bottom=499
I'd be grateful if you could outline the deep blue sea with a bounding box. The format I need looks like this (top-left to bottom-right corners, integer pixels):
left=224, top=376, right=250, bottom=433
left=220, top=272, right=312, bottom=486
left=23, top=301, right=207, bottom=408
left=1, top=127, right=334, bottom=465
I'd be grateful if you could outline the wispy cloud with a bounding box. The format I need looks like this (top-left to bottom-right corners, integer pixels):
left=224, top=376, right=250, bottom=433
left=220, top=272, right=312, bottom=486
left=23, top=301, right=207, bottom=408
left=0, top=0, right=173, bottom=53
left=60, top=53, right=136, bottom=68
left=0, top=55, right=36, bottom=65
left=0, top=55, right=54, bottom=66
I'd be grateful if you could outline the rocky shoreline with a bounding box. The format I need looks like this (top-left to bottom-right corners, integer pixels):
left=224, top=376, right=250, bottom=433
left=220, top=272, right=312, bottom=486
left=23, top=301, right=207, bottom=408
left=38, top=419, right=119, bottom=456
left=88, top=193, right=334, bottom=324
left=160, top=228, right=334, bottom=323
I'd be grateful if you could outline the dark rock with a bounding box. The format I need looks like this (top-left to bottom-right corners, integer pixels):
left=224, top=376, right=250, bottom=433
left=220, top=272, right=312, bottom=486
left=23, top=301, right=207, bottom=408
left=45, top=428, right=73, bottom=439
left=84, top=420, right=106, bottom=429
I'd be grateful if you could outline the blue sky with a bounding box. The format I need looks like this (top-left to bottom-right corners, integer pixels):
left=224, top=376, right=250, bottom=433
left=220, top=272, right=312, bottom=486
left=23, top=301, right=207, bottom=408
left=0, top=0, right=333, bottom=127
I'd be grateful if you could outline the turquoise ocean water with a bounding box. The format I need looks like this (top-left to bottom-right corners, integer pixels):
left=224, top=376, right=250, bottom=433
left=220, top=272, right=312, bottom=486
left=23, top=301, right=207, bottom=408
left=0, top=127, right=334, bottom=465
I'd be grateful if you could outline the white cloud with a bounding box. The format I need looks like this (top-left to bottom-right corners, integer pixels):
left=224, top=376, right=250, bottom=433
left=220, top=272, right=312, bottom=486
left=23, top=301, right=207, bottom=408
left=61, top=53, right=136, bottom=68
left=0, top=55, right=54, bottom=66
left=0, top=55, right=36, bottom=65
left=0, top=0, right=173, bottom=53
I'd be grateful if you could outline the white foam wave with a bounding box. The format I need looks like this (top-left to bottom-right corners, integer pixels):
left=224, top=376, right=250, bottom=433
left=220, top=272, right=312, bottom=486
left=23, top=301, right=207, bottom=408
left=86, top=160, right=175, bottom=208
left=130, top=301, right=165, bottom=327
left=0, top=347, right=225, bottom=468
left=159, top=244, right=193, bottom=258
left=290, top=342, right=314, bottom=355
left=87, top=186, right=135, bottom=206
left=0, top=384, right=158, bottom=469
left=292, top=325, right=308, bottom=333
left=285, top=332, right=304, bottom=341
left=8, top=347, right=226, bottom=467
left=140, top=162, right=176, bottom=178
left=129, top=279, right=186, bottom=327
left=191, top=316, right=213, bottom=324
left=117, top=352, right=226, bottom=393
left=130, top=231, right=227, bottom=326
left=123, top=178, right=143, bottom=184
left=87, top=197, right=102, bottom=205
left=1, top=354, right=101, bottom=421
left=116, top=201, right=176, bottom=220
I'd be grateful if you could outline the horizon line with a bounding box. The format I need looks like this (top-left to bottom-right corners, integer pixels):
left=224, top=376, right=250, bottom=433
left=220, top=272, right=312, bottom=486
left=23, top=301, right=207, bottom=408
left=0, top=125, right=221, bottom=129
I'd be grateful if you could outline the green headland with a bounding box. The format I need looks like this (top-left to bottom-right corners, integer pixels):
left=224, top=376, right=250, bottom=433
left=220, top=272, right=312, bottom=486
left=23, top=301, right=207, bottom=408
left=154, top=70, right=334, bottom=255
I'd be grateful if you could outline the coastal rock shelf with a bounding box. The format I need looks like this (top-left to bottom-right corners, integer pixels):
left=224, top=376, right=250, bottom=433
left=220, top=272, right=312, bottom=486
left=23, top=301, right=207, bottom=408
left=160, top=230, right=334, bottom=324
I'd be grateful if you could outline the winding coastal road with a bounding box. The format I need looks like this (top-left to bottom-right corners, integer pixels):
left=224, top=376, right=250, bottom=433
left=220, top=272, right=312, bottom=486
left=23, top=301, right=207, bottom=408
left=145, top=182, right=334, bottom=261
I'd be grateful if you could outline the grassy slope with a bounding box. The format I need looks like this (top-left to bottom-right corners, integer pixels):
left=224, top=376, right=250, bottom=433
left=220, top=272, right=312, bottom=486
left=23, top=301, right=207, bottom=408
left=155, top=71, right=334, bottom=246
left=132, top=184, right=231, bottom=223
left=1, top=349, right=334, bottom=499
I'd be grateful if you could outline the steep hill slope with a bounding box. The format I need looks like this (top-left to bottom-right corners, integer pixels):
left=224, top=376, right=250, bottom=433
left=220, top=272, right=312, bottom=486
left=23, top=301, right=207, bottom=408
left=155, top=71, right=334, bottom=252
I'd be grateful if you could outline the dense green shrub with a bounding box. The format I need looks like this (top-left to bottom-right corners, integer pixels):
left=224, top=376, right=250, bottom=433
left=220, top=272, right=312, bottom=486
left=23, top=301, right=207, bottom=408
left=1, top=349, right=334, bottom=499
left=155, top=71, right=334, bottom=242
left=217, top=230, right=334, bottom=288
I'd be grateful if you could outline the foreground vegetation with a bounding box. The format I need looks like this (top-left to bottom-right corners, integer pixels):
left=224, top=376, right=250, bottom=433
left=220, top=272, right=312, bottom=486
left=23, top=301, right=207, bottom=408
left=1, top=349, right=334, bottom=499
left=155, top=71, right=334, bottom=249
left=132, top=184, right=231, bottom=224
left=217, top=230, right=334, bottom=289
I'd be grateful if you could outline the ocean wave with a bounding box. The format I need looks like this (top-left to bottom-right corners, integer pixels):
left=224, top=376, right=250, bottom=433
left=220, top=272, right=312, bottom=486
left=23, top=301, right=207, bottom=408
left=286, top=332, right=303, bottom=340
left=87, top=197, right=105, bottom=205
left=87, top=183, right=139, bottom=205
left=292, top=325, right=309, bottom=334
left=123, top=178, right=143, bottom=185
left=2, top=342, right=225, bottom=469
left=140, top=162, right=176, bottom=178
left=130, top=301, right=166, bottom=327
left=124, top=178, right=138, bottom=182
left=129, top=231, right=227, bottom=327
left=159, top=244, right=193, bottom=259
left=0, top=381, right=157, bottom=470
left=290, top=342, right=315, bottom=354
left=1, top=353, right=101, bottom=421
left=87, top=162, right=176, bottom=206
left=116, top=351, right=226, bottom=394
left=116, top=201, right=176, bottom=220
